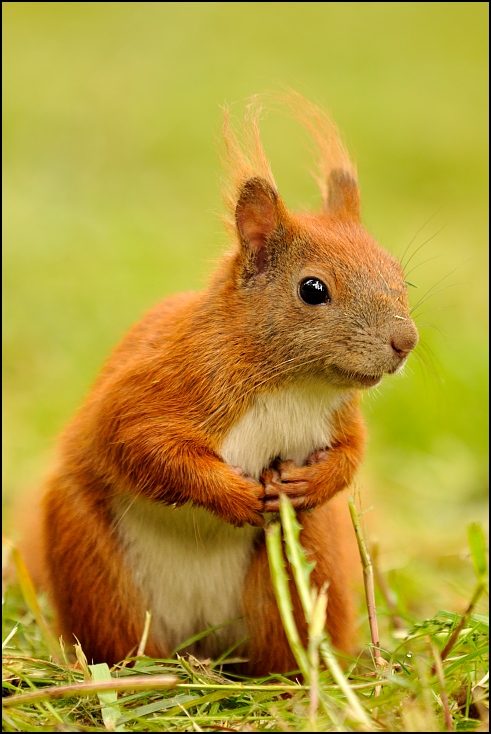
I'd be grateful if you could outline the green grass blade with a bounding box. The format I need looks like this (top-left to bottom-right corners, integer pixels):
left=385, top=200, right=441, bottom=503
left=468, top=522, right=488, bottom=584
left=89, top=663, right=126, bottom=732
left=172, top=616, right=242, bottom=654
left=2, top=623, right=19, bottom=650
left=279, top=494, right=315, bottom=618
left=9, top=543, right=63, bottom=663
left=265, top=522, right=310, bottom=679
left=319, top=641, right=372, bottom=728
left=163, top=689, right=238, bottom=717
left=118, top=694, right=198, bottom=722
left=273, top=497, right=372, bottom=728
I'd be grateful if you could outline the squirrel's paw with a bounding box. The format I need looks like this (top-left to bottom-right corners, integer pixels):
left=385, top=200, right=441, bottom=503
left=225, top=471, right=266, bottom=527
left=261, top=459, right=320, bottom=512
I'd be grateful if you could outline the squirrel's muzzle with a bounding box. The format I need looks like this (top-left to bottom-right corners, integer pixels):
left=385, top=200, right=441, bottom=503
left=388, top=319, right=419, bottom=366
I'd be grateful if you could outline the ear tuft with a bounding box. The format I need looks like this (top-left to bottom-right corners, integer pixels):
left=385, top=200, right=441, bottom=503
left=326, top=169, right=360, bottom=220
left=235, top=177, right=279, bottom=257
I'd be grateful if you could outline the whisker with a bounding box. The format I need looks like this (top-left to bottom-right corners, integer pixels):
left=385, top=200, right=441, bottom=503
left=184, top=351, right=313, bottom=418
left=416, top=340, right=447, bottom=382
left=203, top=352, right=326, bottom=425
left=416, top=322, right=448, bottom=340
left=399, top=208, right=444, bottom=270
left=403, top=225, right=447, bottom=273
left=411, top=282, right=461, bottom=316
left=404, top=254, right=441, bottom=278
left=417, top=339, right=444, bottom=365
left=199, top=352, right=325, bottom=429
left=410, top=263, right=463, bottom=313
left=109, top=492, right=142, bottom=536
left=412, top=347, right=442, bottom=386
left=412, top=304, right=457, bottom=320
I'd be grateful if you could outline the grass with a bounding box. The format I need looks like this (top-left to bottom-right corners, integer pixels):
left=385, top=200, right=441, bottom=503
left=2, top=500, right=488, bottom=732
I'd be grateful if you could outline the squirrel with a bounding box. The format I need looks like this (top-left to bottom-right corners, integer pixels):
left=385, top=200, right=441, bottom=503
left=31, top=92, right=418, bottom=675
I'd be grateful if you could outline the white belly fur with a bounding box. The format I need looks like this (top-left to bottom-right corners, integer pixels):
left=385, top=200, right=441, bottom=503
left=114, top=379, right=349, bottom=657
left=219, top=379, right=349, bottom=479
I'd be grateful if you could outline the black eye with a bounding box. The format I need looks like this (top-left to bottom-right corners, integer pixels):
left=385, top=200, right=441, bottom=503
left=298, top=277, right=330, bottom=305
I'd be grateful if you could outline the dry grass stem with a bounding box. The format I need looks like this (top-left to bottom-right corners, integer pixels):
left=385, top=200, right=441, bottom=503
left=430, top=639, right=454, bottom=731
left=2, top=675, right=179, bottom=708
left=348, top=497, right=384, bottom=699
left=137, top=611, right=153, bottom=658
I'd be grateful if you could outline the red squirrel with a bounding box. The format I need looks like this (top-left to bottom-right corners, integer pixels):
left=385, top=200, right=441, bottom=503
left=34, top=93, right=418, bottom=675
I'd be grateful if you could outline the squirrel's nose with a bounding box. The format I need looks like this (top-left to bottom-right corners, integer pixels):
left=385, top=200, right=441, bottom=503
left=390, top=332, right=418, bottom=360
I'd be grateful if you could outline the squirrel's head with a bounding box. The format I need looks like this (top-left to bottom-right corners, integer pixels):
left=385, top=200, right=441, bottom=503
left=222, top=93, right=418, bottom=390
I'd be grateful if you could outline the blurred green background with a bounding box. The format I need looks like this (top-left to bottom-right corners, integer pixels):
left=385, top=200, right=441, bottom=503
left=3, top=3, right=488, bottom=615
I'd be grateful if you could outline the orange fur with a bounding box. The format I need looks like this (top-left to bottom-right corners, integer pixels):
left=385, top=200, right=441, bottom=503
left=23, top=93, right=418, bottom=672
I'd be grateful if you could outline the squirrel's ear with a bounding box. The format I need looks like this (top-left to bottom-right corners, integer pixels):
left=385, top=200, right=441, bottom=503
left=235, top=177, right=280, bottom=274
left=326, top=169, right=360, bottom=220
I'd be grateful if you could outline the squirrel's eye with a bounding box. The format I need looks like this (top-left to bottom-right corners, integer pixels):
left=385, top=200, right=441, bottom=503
left=299, top=277, right=330, bottom=305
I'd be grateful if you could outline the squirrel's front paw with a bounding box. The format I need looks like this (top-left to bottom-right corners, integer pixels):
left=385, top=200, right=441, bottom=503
left=225, top=472, right=266, bottom=527
left=260, top=460, right=311, bottom=512
left=261, top=453, right=329, bottom=512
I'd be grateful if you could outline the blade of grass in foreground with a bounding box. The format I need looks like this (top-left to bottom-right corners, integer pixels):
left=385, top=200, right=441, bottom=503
left=468, top=522, right=488, bottom=586
left=267, top=497, right=372, bottom=729
left=435, top=522, right=488, bottom=669
left=8, top=540, right=63, bottom=663
left=265, top=521, right=310, bottom=679
left=89, top=663, right=126, bottom=732
left=1, top=674, right=180, bottom=708
left=284, top=496, right=373, bottom=728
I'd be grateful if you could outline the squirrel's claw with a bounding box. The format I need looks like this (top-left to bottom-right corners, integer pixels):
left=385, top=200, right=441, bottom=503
left=261, top=465, right=310, bottom=511
left=260, top=456, right=329, bottom=512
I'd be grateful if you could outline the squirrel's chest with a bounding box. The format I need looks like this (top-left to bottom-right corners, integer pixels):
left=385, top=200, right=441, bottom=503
left=218, top=380, right=348, bottom=480
left=114, top=382, right=348, bottom=656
